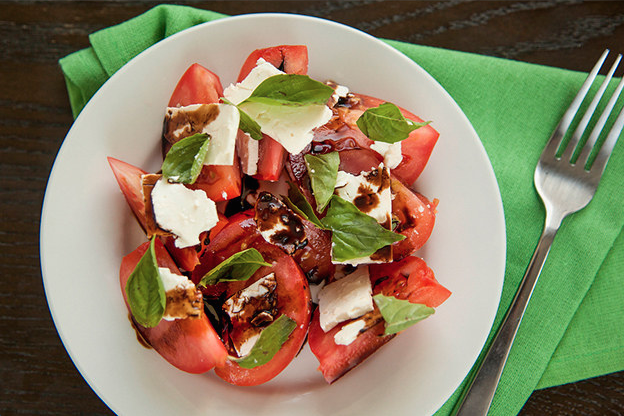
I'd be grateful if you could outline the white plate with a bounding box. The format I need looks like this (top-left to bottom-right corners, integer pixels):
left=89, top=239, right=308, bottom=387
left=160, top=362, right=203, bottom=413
left=41, top=13, right=505, bottom=416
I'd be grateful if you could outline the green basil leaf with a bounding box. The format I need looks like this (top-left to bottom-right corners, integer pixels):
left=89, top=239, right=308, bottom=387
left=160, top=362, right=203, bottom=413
left=322, top=196, right=405, bottom=263
left=373, top=294, right=435, bottom=335
left=222, top=97, right=263, bottom=140
left=356, top=102, right=429, bottom=144
left=284, top=182, right=326, bottom=229
left=125, top=237, right=166, bottom=328
left=199, top=248, right=271, bottom=287
left=233, top=314, right=296, bottom=369
left=161, top=133, right=210, bottom=184
left=304, top=152, right=340, bottom=212
left=243, top=74, right=334, bottom=107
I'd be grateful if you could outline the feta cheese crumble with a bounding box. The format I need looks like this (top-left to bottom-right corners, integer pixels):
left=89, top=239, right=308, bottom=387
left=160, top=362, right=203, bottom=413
left=223, top=58, right=333, bottom=155
left=151, top=178, right=219, bottom=248
left=164, top=103, right=240, bottom=166
left=158, top=267, right=201, bottom=321
left=317, top=266, right=374, bottom=332
left=370, top=141, right=403, bottom=169
left=334, top=319, right=366, bottom=346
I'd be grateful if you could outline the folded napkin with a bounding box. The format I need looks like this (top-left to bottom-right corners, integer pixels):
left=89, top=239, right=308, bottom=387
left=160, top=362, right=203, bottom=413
left=59, top=5, right=624, bottom=415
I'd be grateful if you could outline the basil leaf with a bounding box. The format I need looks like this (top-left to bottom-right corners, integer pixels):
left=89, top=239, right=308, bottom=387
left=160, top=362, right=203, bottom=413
left=356, top=102, right=429, bottom=144
left=304, top=152, right=339, bottom=212
left=285, top=181, right=325, bottom=229
left=322, top=196, right=405, bottom=263
left=222, top=97, right=262, bottom=140
left=161, top=133, right=210, bottom=184
left=199, top=248, right=271, bottom=287
left=125, top=237, right=166, bottom=328
left=243, top=74, right=334, bottom=107
left=373, top=294, right=435, bottom=335
left=233, top=314, right=296, bottom=369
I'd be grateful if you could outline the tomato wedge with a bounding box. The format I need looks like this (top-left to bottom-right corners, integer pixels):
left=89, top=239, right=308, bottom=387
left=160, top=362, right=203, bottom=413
left=236, top=45, right=308, bottom=82
left=391, top=177, right=437, bottom=260
left=119, top=239, right=227, bottom=374
left=308, top=309, right=393, bottom=384
left=166, top=63, right=241, bottom=202
left=191, top=213, right=312, bottom=386
left=309, top=257, right=450, bottom=383
left=108, top=157, right=223, bottom=271
left=354, top=94, right=439, bottom=186
left=370, top=256, right=451, bottom=307
left=237, top=46, right=309, bottom=181
left=168, top=63, right=223, bottom=107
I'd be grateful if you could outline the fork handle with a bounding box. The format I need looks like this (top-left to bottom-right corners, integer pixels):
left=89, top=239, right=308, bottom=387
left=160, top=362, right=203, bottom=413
left=452, top=219, right=561, bottom=416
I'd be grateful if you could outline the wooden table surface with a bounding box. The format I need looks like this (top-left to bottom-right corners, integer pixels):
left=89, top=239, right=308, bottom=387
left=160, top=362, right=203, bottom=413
left=1, top=1, right=623, bottom=415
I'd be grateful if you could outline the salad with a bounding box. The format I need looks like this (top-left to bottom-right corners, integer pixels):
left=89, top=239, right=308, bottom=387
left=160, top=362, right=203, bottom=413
left=109, top=45, right=451, bottom=386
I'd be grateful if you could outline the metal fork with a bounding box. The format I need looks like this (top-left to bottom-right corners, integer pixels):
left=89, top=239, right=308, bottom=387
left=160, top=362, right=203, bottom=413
left=453, top=50, right=624, bottom=416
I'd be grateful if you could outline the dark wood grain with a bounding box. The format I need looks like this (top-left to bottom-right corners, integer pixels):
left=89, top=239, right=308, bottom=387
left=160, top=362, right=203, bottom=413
left=1, top=1, right=622, bottom=415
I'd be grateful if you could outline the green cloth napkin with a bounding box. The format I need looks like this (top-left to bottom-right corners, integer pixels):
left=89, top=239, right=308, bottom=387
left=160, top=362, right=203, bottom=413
left=58, top=5, right=624, bottom=415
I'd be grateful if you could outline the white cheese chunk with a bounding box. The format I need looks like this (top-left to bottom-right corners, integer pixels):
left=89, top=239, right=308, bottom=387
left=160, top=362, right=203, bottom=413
left=159, top=267, right=194, bottom=292
left=224, top=58, right=332, bottom=155
left=151, top=178, right=219, bottom=248
left=334, top=167, right=392, bottom=228
left=165, top=103, right=239, bottom=166
left=334, top=319, right=366, bottom=346
left=223, top=58, right=284, bottom=105
left=370, top=141, right=403, bottom=169
left=158, top=267, right=198, bottom=321
left=224, top=273, right=276, bottom=317
left=238, top=102, right=332, bottom=154
left=237, top=131, right=259, bottom=176
left=202, top=103, right=240, bottom=166
left=237, top=333, right=261, bottom=357
left=317, top=266, right=373, bottom=332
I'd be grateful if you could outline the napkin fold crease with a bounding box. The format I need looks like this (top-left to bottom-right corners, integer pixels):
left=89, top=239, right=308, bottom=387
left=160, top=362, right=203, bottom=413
left=58, top=5, right=624, bottom=415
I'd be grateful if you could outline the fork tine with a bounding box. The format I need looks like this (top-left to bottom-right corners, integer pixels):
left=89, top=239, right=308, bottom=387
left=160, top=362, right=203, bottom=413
left=577, top=72, right=624, bottom=169
left=587, top=88, right=624, bottom=177
left=561, top=54, right=622, bottom=162
left=541, top=50, right=609, bottom=159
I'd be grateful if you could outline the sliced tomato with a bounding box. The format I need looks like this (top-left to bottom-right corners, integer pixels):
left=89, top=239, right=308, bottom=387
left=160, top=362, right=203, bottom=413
left=391, top=177, right=437, bottom=260
left=337, top=148, right=383, bottom=175
left=355, top=94, right=438, bottom=186
left=236, top=45, right=308, bottom=82
left=187, top=160, right=242, bottom=202
left=236, top=46, right=309, bottom=180
left=192, top=217, right=311, bottom=386
left=168, top=63, right=224, bottom=107
left=166, top=63, right=241, bottom=202
left=370, top=256, right=451, bottom=308
left=108, top=157, right=227, bottom=271
left=108, top=157, right=148, bottom=232
left=308, top=309, right=394, bottom=384
left=309, top=257, right=449, bottom=383
left=255, top=135, right=286, bottom=181
left=119, top=239, right=227, bottom=374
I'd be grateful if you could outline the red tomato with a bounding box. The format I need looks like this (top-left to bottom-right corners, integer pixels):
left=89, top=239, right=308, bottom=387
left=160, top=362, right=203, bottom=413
left=391, top=177, right=437, bottom=260
left=308, top=310, right=394, bottom=384
left=187, top=159, right=242, bottom=202
left=108, top=157, right=227, bottom=271
left=108, top=157, right=148, bottom=232
left=168, top=63, right=223, bottom=107
left=119, top=239, right=227, bottom=374
left=236, top=45, right=308, bottom=82
left=236, top=46, right=309, bottom=180
left=349, top=94, right=439, bottom=186
left=309, top=257, right=450, bottom=383
left=167, top=63, right=241, bottom=202
left=255, top=135, right=286, bottom=181
left=370, top=256, right=451, bottom=308
left=192, top=216, right=311, bottom=386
